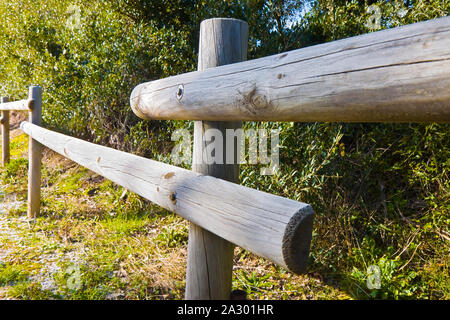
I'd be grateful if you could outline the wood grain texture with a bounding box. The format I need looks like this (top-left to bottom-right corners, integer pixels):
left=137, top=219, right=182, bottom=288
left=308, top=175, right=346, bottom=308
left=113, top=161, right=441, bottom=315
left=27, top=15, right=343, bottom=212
left=186, top=18, right=248, bottom=300
left=1, top=97, right=10, bottom=166
left=20, top=121, right=313, bottom=274
left=0, top=99, right=32, bottom=111
left=131, top=16, right=450, bottom=123
left=27, top=86, right=42, bottom=219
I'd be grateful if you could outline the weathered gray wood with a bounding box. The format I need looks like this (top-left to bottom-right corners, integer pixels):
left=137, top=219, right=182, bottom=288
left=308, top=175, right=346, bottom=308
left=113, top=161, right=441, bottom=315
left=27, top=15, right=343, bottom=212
left=131, top=16, right=450, bottom=123
left=0, top=99, right=32, bottom=111
left=20, top=121, right=314, bottom=274
left=186, top=18, right=248, bottom=300
left=27, top=86, right=42, bottom=219
left=1, top=97, right=10, bottom=166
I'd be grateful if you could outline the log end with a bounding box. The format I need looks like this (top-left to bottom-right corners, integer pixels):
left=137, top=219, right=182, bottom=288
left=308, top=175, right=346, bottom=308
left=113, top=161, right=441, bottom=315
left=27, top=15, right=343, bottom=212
left=130, top=84, right=150, bottom=120
left=19, top=121, right=27, bottom=131
left=282, top=204, right=314, bottom=274
left=27, top=99, right=35, bottom=110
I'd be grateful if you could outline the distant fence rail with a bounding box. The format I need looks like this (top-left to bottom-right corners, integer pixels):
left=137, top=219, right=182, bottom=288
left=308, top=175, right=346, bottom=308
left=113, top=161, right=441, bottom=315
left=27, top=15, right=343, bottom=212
left=2, top=16, right=449, bottom=300
left=0, top=97, right=33, bottom=166
left=0, top=99, right=34, bottom=111
left=1, top=87, right=42, bottom=219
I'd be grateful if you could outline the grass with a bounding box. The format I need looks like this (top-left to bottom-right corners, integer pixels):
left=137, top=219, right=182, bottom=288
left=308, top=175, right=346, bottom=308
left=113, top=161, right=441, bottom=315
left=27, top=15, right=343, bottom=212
left=0, top=129, right=448, bottom=300
left=0, top=263, right=29, bottom=286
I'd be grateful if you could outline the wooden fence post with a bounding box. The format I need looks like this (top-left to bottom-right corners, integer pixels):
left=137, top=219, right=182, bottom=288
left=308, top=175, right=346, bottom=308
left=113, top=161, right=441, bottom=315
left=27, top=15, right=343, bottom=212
left=27, top=86, right=42, bottom=219
left=1, top=97, right=10, bottom=166
left=185, top=18, right=249, bottom=300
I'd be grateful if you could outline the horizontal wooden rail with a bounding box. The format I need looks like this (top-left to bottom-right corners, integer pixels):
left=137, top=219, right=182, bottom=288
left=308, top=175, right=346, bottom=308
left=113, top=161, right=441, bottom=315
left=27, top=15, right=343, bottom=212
left=20, top=121, right=314, bottom=274
left=131, top=16, right=450, bottom=123
left=0, top=99, right=33, bottom=111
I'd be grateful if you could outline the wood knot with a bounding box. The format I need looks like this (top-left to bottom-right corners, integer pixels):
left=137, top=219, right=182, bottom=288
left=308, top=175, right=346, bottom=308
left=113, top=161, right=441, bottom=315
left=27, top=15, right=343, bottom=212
left=169, top=192, right=177, bottom=203
left=252, top=94, right=270, bottom=109
left=176, top=85, right=184, bottom=101
left=237, top=84, right=273, bottom=115
left=163, top=172, right=175, bottom=179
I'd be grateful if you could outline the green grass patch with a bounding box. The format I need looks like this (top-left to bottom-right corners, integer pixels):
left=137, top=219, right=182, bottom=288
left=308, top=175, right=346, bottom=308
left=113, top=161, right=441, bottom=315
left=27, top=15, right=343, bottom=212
left=101, top=215, right=150, bottom=236
left=0, top=263, right=28, bottom=286
left=8, top=282, right=60, bottom=300
left=9, top=133, right=28, bottom=159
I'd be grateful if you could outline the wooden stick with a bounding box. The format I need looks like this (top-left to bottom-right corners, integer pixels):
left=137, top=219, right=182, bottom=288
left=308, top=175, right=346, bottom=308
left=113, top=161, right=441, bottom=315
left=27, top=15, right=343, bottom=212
left=20, top=121, right=314, bottom=275
left=27, top=86, right=42, bottom=219
left=1, top=97, right=10, bottom=166
left=186, top=18, right=248, bottom=300
left=0, top=99, right=33, bottom=111
left=131, top=16, right=450, bottom=123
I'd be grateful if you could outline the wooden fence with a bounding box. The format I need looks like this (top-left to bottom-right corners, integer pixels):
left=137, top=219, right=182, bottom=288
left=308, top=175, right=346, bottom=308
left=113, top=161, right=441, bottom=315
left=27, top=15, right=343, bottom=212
left=1, top=16, right=450, bottom=300
left=1, top=86, right=42, bottom=219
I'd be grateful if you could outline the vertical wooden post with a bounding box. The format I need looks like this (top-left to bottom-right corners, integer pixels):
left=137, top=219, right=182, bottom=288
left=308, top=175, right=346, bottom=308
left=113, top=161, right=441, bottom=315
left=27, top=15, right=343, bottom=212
left=27, top=86, right=42, bottom=219
left=1, top=97, right=10, bottom=166
left=185, top=18, right=249, bottom=300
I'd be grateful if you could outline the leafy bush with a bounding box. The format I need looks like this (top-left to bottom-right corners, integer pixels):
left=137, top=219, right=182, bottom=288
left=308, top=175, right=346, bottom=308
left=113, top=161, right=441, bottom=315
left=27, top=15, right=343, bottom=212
left=0, top=0, right=193, bottom=156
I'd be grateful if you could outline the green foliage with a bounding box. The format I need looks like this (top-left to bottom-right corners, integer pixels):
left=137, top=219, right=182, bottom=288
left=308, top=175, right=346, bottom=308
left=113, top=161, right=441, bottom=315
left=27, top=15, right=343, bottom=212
left=1, top=158, right=29, bottom=183
left=101, top=215, right=150, bottom=236
left=155, top=225, right=189, bottom=248
left=53, top=262, right=112, bottom=299
left=0, top=0, right=194, bottom=155
left=0, top=263, right=28, bottom=286
left=8, top=282, right=59, bottom=299
left=236, top=270, right=274, bottom=293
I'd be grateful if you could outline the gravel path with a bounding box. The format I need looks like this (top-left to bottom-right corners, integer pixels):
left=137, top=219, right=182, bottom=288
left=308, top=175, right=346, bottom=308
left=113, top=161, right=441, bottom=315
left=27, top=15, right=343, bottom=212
left=0, top=191, right=86, bottom=298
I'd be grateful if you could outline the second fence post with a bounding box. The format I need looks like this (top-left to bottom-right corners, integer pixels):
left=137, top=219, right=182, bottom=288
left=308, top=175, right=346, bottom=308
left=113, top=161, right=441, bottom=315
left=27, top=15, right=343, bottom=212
left=185, top=18, right=249, bottom=300
left=27, top=86, right=42, bottom=219
left=1, top=97, right=10, bottom=166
